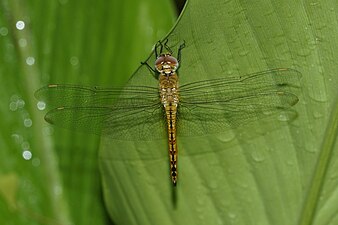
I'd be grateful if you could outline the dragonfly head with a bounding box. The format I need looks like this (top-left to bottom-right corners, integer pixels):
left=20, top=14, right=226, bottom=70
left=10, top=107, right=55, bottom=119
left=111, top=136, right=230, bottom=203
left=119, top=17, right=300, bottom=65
left=155, top=53, right=179, bottom=74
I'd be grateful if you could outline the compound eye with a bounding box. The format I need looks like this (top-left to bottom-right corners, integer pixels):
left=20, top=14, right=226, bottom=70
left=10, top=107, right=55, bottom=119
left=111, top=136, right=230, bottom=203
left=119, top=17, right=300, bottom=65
left=165, top=55, right=178, bottom=67
left=155, top=55, right=166, bottom=68
left=154, top=54, right=179, bottom=73
left=155, top=54, right=179, bottom=66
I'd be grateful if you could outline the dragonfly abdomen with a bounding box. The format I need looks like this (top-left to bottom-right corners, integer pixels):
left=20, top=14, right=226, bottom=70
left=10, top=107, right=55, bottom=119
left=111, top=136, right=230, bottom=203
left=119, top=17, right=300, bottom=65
left=165, top=107, right=178, bottom=186
left=159, top=71, right=180, bottom=186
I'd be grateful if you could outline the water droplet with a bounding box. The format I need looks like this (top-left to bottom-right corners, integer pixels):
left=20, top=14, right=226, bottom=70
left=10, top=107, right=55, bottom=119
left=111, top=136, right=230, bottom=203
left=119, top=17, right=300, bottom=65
left=26, top=56, right=35, bottom=66
left=37, top=101, right=46, bottom=110
left=216, top=131, right=235, bottom=143
left=9, top=95, right=25, bottom=111
left=0, top=27, right=8, bottom=36
left=251, top=151, right=265, bottom=162
left=43, top=126, right=54, bottom=135
left=24, top=118, right=32, bottom=127
left=313, top=110, right=323, bottom=119
left=297, top=48, right=311, bottom=57
left=22, top=150, right=32, bottom=160
left=309, top=2, right=319, bottom=6
left=315, top=36, right=322, bottom=42
left=21, top=141, right=30, bottom=149
left=9, top=101, right=17, bottom=111
left=10, top=95, right=19, bottom=102
left=16, top=21, right=25, bottom=30
left=18, top=38, right=27, bottom=47
left=228, top=212, right=237, bottom=219
left=32, top=158, right=40, bottom=167
left=239, top=50, right=249, bottom=56
left=70, top=56, right=79, bottom=66
left=262, top=110, right=273, bottom=116
left=17, top=99, right=25, bottom=108
left=11, top=133, right=23, bottom=144
left=277, top=112, right=291, bottom=122
left=305, top=147, right=318, bottom=153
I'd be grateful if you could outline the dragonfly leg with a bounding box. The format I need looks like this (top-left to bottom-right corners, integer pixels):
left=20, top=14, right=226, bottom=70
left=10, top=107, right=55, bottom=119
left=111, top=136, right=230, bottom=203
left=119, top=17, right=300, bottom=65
left=177, top=40, right=186, bottom=64
left=141, top=61, right=158, bottom=79
left=156, top=39, right=185, bottom=58
left=154, top=41, right=162, bottom=58
left=155, top=39, right=168, bottom=57
left=155, top=39, right=171, bottom=56
left=163, top=39, right=173, bottom=54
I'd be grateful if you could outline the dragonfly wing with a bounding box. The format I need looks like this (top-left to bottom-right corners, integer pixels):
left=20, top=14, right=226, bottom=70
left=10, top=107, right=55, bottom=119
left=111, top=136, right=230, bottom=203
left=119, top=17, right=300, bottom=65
left=45, top=104, right=167, bottom=140
left=35, top=84, right=159, bottom=108
left=179, top=68, right=301, bottom=95
left=37, top=84, right=167, bottom=140
left=177, top=68, right=301, bottom=136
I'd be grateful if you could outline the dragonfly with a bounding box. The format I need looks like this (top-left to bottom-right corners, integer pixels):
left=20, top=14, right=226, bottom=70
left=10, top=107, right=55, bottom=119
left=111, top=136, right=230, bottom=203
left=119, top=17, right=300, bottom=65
left=35, top=40, right=301, bottom=186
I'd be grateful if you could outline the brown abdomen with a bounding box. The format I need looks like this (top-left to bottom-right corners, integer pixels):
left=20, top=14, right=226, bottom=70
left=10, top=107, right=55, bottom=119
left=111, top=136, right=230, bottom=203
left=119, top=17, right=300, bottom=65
left=165, top=107, right=178, bottom=186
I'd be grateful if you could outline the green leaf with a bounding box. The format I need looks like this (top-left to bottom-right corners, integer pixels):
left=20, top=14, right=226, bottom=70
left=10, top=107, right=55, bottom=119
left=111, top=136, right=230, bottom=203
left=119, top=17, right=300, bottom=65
left=99, top=0, right=338, bottom=225
left=0, top=0, right=175, bottom=224
left=2, top=0, right=337, bottom=224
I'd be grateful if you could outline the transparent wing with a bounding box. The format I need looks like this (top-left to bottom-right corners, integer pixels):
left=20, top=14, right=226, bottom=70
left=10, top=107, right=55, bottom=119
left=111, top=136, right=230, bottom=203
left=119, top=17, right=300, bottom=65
left=35, top=84, right=159, bottom=108
left=35, top=84, right=167, bottom=140
left=177, top=68, right=301, bottom=136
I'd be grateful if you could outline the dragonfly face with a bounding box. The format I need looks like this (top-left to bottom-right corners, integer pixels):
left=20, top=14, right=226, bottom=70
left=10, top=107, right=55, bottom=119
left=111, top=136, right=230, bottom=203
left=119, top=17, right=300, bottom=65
left=155, top=53, right=179, bottom=75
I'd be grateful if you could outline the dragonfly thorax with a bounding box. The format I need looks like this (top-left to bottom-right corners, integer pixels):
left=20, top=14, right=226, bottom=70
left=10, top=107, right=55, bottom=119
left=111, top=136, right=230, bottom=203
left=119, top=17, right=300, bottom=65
left=155, top=53, right=179, bottom=75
